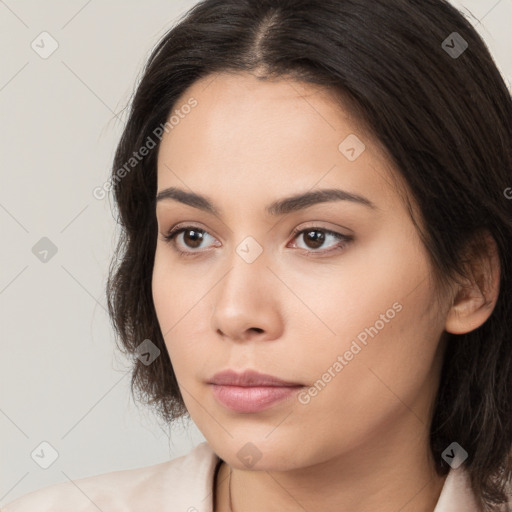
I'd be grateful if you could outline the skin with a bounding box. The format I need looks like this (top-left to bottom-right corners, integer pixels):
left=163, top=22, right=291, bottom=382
left=152, top=71, right=500, bottom=512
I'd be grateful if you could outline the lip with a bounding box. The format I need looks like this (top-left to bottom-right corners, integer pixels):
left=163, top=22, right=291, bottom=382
left=208, top=369, right=302, bottom=387
left=208, top=369, right=304, bottom=413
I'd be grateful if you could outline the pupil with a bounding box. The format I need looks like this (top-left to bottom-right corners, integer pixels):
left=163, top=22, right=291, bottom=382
left=185, top=229, right=203, bottom=248
left=305, top=230, right=324, bottom=249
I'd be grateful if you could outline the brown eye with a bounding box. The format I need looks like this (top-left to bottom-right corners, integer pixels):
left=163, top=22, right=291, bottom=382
left=181, top=228, right=205, bottom=249
left=161, top=225, right=218, bottom=256
left=290, top=227, right=352, bottom=256
left=302, top=230, right=325, bottom=249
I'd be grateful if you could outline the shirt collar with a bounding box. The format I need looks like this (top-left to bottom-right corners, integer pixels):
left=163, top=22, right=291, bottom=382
left=433, top=466, right=481, bottom=512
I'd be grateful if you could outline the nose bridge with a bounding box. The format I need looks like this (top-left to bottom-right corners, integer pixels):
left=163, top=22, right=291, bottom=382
left=211, top=234, right=279, bottom=339
left=218, top=234, right=269, bottom=303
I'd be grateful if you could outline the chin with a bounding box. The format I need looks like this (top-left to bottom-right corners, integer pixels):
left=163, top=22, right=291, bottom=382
left=211, top=435, right=318, bottom=472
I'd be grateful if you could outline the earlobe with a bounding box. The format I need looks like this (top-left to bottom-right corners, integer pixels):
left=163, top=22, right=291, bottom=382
left=444, top=231, right=501, bottom=335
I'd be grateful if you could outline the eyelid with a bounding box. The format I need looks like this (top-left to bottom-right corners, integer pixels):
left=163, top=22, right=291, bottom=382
left=162, top=223, right=220, bottom=252
left=287, top=225, right=352, bottom=255
left=165, top=222, right=212, bottom=238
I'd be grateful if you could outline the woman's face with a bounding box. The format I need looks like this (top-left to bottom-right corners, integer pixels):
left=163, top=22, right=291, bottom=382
left=152, top=71, right=449, bottom=471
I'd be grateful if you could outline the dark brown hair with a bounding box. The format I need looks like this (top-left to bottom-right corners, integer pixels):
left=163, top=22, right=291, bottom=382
left=106, top=0, right=512, bottom=509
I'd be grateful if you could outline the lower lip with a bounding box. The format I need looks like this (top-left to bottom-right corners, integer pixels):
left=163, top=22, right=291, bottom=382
left=209, top=384, right=302, bottom=413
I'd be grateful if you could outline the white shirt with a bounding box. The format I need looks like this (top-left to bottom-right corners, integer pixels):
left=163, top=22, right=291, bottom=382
left=1, top=441, right=489, bottom=511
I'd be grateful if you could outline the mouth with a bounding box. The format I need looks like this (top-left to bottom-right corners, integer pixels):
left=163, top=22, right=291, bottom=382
left=207, top=369, right=304, bottom=413
left=208, top=368, right=303, bottom=387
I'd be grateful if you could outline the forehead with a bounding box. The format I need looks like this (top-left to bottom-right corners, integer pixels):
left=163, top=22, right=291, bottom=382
left=156, top=71, right=403, bottom=214
left=159, top=71, right=365, bottom=153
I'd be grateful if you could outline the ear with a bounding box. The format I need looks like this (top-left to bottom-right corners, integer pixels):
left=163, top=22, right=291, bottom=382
left=445, top=230, right=501, bottom=335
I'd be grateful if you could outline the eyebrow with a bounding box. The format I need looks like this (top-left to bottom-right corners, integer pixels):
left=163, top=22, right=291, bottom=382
left=155, top=187, right=377, bottom=216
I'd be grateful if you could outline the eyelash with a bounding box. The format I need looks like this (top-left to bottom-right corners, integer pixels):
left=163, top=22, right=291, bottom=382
left=160, top=224, right=352, bottom=258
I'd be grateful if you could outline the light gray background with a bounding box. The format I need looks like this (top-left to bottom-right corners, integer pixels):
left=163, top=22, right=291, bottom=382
left=1, top=0, right=511, bottom=505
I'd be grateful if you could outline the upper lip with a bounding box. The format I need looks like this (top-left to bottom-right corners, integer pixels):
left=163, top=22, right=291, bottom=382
left=208, top=369, right=303, bottom=387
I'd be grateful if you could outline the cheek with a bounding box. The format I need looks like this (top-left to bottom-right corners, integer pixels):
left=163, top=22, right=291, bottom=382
left=291, top=288, right=442, bottom=459
left=151, top=249, right=201, bottom=330
left=281, top=228, right=428, bottom=354
left=151, top=249, right=211, bottom=370
left=151, top=250, right=172, bottom=329
left=315, top=292, right=441, bottom=431
left=296, top=234, right=441, bottom=407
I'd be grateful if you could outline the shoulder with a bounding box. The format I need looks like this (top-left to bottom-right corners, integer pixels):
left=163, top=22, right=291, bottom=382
left=1, top=442, right=220, bottom=512
left=434, top=466, right=512, bottom=512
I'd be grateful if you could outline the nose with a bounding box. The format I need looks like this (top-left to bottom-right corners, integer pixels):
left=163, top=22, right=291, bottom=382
left=210, top=250, right=283, bottom=343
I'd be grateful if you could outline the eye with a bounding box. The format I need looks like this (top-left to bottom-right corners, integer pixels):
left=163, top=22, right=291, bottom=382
left=159, top=225, right=219, bottom=257
left=159, top=224, right=352, bottom=258
left=288, top=227, right=352, bottom=256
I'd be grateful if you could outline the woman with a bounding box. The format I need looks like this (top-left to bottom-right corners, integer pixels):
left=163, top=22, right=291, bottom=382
left=4, top=0, right=512, bottom=511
